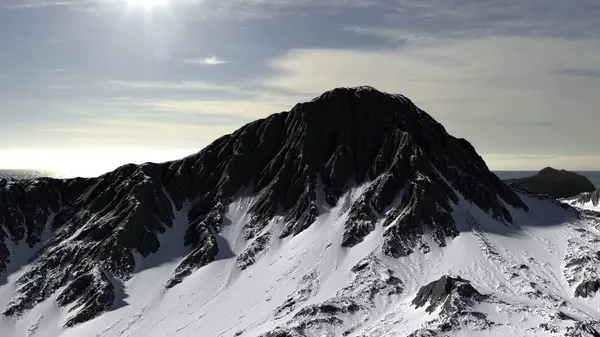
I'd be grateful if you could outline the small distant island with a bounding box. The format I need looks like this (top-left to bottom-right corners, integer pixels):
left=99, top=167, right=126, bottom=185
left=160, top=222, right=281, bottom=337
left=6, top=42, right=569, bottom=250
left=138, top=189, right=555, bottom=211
left=504, top=167, right=596, bottom=199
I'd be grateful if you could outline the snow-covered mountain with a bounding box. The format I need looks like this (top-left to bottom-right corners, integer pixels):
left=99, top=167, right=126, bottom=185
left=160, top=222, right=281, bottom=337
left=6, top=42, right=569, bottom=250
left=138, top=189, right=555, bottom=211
left=1, top=86, right=600, bottom=336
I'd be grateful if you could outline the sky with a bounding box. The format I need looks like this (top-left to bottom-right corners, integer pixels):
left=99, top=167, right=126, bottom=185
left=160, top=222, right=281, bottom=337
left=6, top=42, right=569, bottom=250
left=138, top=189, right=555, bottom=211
left=0, top=0, right=600, bottom=177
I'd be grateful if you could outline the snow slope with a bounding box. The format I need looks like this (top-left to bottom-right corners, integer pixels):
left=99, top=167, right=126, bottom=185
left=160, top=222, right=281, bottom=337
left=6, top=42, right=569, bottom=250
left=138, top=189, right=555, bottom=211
left=1, top=186, right=599, bottom=337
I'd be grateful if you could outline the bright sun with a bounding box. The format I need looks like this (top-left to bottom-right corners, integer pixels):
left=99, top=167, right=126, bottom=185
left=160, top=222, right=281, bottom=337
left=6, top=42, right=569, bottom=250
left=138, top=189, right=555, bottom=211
left=126, top=0, right=168, bottom=10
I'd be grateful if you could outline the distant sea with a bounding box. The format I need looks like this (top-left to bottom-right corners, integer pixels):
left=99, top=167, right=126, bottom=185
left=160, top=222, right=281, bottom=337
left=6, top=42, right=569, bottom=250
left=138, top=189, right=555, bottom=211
left=0, top=169, right=64, bottom=180
left=494, top=171, right=600, bottom=189
left=2, top=169, right=600, bottom=189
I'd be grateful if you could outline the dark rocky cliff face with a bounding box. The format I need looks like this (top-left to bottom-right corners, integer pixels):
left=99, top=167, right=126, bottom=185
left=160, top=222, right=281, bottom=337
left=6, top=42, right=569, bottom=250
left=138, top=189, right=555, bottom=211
left=505, top=167, right=596, bottom=199
left=0, top=86, right=527, bottom=326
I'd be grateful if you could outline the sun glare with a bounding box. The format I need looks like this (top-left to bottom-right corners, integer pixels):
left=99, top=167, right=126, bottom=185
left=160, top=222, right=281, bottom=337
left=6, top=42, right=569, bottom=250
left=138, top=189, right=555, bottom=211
left=126, top=0, right=168, bottom=10
left=0, top=148, right=196, bottom=178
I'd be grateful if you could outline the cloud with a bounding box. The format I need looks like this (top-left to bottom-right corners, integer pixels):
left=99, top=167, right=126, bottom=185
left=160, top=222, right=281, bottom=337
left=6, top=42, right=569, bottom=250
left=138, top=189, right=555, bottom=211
left=2, top=0, right=194, bottom=10
left=0, top=88, right=304, bottom=149
left=559, top=68, right=600, bottom=79
left=97, top=80, right=307, bottom=119
left=341, top=26, right=439, bottom=45
left=377, top=0, right=600, bottom=39
left=261, top=35, right=600, bottom=159
left=42, top=85, right=73, bottom=90
left=46, top=68, right=73, bottom=73
left=105, top=80, right=237, bottom=91
left=484, top=154, right=600, bottom=171
left=128, top=95, right=299, bottom=118
left=40, top=118, right=240, bottom=146
left=3, top=0, right=600, bottom=174
left=184, top=57, right=228, bottom=66
left=1, top=0, right=386, bottom=20
left=263, top=36, right=600, bottom=96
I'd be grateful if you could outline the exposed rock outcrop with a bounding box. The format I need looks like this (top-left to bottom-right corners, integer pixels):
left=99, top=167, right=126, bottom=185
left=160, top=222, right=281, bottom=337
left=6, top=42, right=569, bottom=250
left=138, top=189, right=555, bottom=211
left=575, top=279, right=600, bottom=298
left=412, top=275, right=487, bottom=314
left=563, top=189, right=600, bottom=211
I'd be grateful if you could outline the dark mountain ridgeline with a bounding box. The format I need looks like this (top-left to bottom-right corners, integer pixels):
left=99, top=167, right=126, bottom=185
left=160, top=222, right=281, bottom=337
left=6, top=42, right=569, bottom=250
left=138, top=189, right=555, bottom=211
left=0, top=86, right=528, bottom=326
left=505, top=167, right=596, bottom=199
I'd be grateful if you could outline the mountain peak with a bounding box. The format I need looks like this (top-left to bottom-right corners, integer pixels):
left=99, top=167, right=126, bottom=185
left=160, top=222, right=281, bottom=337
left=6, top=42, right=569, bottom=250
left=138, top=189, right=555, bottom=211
left=310, top=85, right=392, bottom=98
left=291, top=85, right=418, bottom=122
left=309, top=85, right=407, bottom=103
left=0, top=87, right=530, bottom=329
left=539, top=166, right=565, bottom=175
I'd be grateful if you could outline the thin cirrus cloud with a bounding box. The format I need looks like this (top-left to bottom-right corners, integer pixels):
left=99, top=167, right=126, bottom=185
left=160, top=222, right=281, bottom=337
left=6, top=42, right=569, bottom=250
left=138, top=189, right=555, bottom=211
left=104, top=80, right=237, bottom=91
left=183, top=57, right=229, bottom=66
left=260, top=34, right=600, bottom=163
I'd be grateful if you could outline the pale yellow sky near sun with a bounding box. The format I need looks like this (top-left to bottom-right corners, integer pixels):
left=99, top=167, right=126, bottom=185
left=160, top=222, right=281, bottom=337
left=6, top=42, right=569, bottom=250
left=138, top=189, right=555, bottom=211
left=0, top=148, right=198, bottom=177
left=3, top=148, right=600, bottom=178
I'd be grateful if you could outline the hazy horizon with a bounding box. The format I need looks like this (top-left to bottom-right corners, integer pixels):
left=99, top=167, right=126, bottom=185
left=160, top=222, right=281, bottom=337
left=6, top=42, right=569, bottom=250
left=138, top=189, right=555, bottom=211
left=6, top=159, right=600, bottom=181
left=1, top=0, right=600, bottom=175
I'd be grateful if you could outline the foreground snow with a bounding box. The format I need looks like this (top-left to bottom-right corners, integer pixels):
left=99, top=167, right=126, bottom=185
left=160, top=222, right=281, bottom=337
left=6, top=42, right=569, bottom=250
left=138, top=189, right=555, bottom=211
left=1, top=187, right=599, bottom=337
